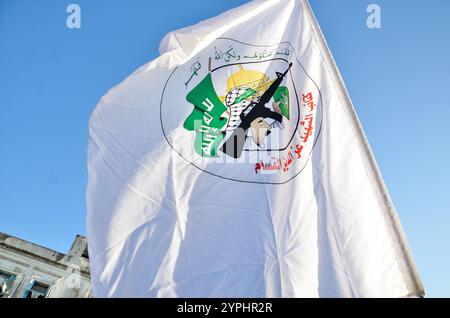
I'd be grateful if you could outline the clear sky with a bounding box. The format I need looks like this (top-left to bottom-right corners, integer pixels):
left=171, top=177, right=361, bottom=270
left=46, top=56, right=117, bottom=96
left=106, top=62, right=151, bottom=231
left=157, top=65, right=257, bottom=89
left=1, top=0, right=449, bottom=297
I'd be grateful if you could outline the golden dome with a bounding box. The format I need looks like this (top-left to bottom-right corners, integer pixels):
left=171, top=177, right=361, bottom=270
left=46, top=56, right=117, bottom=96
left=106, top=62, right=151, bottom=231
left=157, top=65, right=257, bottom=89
left=226, top=65, right=273, bottom=93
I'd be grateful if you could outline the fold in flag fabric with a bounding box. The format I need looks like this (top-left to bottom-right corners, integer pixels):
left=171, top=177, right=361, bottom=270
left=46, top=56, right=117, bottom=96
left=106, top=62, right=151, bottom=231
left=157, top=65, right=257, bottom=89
left=87, top=0, right=424, bottom=297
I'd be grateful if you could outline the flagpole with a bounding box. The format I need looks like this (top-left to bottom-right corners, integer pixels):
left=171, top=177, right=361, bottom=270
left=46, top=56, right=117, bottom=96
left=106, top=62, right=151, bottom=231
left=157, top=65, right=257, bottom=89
left=299, top=0, right=424, bottom=297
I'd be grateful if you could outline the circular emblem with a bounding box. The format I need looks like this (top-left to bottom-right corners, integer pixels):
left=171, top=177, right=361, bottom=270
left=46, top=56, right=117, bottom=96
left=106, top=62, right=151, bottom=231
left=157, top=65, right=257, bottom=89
left=160, top=38, right=322, bottom=184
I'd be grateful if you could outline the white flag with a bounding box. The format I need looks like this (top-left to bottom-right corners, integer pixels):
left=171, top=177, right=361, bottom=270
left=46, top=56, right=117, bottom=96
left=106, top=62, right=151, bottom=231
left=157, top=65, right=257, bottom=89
left=87, top=0, right=424, bottom=297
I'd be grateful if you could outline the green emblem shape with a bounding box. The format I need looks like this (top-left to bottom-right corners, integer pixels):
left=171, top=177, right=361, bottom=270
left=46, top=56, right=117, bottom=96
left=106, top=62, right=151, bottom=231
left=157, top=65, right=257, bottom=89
left=232, top=88, right=256, bottom=105
left=273, top=86, right=290, bottom=120
left=184, top=73, right=228, bottom=157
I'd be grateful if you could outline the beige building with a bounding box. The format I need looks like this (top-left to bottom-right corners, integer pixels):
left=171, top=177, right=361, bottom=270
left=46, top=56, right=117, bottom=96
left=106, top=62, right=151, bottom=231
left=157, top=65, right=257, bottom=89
left=0, top=232, right=91, bottom=298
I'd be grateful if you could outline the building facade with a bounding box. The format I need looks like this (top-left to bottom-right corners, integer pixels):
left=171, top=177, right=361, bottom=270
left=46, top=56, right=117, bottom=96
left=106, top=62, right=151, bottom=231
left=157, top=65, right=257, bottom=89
left=0, top=232, right=91, bottom=298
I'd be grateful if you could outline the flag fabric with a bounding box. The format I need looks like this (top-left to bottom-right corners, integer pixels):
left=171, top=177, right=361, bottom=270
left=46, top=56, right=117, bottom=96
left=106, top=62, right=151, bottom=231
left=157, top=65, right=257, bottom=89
left=87, top=0, right=424, bottom=297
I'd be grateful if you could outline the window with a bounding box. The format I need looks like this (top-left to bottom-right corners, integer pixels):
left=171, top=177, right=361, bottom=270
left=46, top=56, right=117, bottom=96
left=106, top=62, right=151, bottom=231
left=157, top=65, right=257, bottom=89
left=0, top=270, right=16, bottom=298
left=23, top=280, right=49, bottom=298
left=81, top=246, right=89, bottom=260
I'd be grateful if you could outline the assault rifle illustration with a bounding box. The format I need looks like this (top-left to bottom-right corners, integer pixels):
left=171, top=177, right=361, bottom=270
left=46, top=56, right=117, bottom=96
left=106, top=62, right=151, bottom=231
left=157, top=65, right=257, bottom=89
left=220, top=62, right=293, bottom=159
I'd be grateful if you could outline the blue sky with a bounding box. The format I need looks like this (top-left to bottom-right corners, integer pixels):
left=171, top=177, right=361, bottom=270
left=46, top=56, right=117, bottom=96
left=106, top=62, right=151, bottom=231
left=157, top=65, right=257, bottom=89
left=0, top=0, right=449, bottom=297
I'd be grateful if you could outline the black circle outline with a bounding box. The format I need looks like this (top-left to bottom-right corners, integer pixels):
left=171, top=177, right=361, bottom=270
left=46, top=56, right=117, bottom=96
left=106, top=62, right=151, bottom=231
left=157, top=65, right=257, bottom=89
left=159, top=38, right=323, bottom=185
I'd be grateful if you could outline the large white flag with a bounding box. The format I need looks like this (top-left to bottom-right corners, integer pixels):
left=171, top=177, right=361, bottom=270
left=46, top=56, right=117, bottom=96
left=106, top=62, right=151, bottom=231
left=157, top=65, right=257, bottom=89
left=87, top=0, right=424, bottom=297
